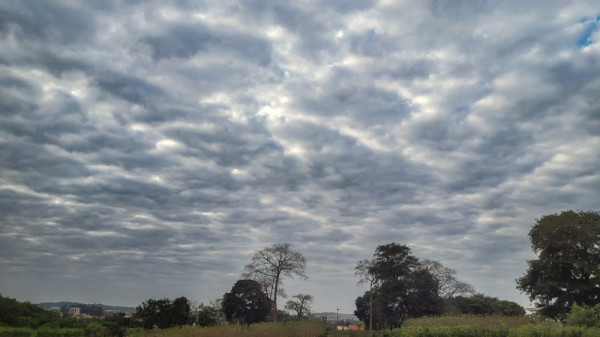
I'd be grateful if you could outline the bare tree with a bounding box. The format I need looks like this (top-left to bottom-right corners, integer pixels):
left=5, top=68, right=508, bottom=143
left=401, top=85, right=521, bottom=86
left=284, top=294, right=314, bottom=318
left=420, top=259, right=475, bottom=299
left=354, top=259, right=376, bottom=332
left=242, top=243, right=307, bottom=322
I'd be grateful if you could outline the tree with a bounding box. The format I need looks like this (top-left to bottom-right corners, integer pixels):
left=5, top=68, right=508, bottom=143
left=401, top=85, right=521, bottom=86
left=195, top=299, right=224, bottom=327
left=284, top=294, right=313, bottom=319
left=355, top=259, right=376, bottom=331
left=170, top=297, right=191, bottom=326
left=354, top=243, right=443, bottom=329
left=135, top=298, right=172, bottom=329
left=242, top=243, right=307, bottom=322
left=354, top=291, right=379, bottom=331
left=222, top=279, right=272, bottom=325
left=420, top=259, right=475, bottom=299
left=444, top=294, right=525, bottom=316
left=517, top=210, right=600, bottom=319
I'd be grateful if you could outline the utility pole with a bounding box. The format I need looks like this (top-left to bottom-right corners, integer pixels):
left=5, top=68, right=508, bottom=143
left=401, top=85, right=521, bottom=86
left=336, top=308, right=340, bottom=324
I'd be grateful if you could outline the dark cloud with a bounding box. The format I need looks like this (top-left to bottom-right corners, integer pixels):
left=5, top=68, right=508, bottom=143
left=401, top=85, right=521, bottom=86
left=0, top=0, right=599, bottom=313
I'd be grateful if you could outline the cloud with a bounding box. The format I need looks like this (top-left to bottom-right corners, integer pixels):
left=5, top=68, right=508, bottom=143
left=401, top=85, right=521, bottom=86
left=0, top=0, right=599, bottom=312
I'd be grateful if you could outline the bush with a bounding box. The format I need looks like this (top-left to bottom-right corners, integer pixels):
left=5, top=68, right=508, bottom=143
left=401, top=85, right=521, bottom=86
left=566, top=304, right=600, bottom=328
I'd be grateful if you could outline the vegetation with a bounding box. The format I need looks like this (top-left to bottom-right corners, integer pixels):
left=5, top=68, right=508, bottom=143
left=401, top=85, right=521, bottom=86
left=4, top=212, right=600, bottom=336
left=285, top=294, right=314, bottom=319
left=135, top=297, right=192, bottom=329
left=353, top=243, right=444, bottom=329
left=124, top=320, right=326, bottom=337
left=222, top=280, right=273, bottom=325
left=243, top=243, right=308, bottom=322
left=0, top=295, right=62, bottom=328
left=517, top=210, right=600, bottom=320
left=566, top=303, right=600, bottom=327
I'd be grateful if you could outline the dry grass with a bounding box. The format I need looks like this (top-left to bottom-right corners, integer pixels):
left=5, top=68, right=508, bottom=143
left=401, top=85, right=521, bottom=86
left=125, top=320, right=326, bottom=337
left=403, top=316, right=540, bottom=328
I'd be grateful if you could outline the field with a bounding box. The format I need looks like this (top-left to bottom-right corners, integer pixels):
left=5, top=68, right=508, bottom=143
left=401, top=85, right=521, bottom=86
left=3, top=318, right=600, bottom=337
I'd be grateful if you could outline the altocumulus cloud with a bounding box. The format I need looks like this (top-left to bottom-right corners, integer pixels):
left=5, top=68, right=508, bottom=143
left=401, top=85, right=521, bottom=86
left=0, top=0, right=599, bottom=312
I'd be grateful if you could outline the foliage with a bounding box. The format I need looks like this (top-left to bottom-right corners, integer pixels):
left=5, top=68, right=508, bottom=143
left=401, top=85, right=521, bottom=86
left=0, top=295, right=62, bottom=328
left=517, top=210, right=600, bottom=320
left=223, top=279, right=273, bottom=325
left=355, top=243, right=443, bottom=329
left=285, top=294, right=314, bottom=319
left=123, top=320, right=326, bottom=337
left=242, top=243, right=308, bottom=322
left=403, top=315, right=537, bottom=327
left=195, top=303, right=220, bottom=327
left=170, top=297, right=191, bottom=326
left=566, top=303, right=600, bottom=327
left=444, top=295, right=525, bottom=316
left=135, top=297, right=192, bottom=329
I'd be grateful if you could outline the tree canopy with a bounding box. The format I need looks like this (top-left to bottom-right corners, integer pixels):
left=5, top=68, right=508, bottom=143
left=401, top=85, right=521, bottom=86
left=517, top=210, right=600, bottom=319
left=242, top=243, right=307, bottom=322
left=354, top=243, right=443, bottom=329
left=222, top=279, right=272, bottom=325
left=284, top=294, right=313, bottom=319
left=135, top=297, right=192, bottom=329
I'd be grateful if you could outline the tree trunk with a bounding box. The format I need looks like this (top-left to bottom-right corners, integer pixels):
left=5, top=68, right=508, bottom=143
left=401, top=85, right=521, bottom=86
left=273, top=274, right=280, bottom=322
left=369, top=283, right=373, bottom=334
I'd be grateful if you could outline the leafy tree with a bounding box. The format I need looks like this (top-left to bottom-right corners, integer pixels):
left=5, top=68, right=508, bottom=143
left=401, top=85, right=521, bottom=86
left=284, top=294, right=313, bottom=319
left=517, top=210, right=600, bottom=319
left=135, top=297, right=191, bottom=329
left=354, top=243, right=443, bottom=329
left=242, top=243, right=307, bottom=322
left=493, top=300, right=526, bottom=316
left=354, top=291, right=379, bottom=331
left=222, top=279, right=272, bottom=325
left=170, top=297, right=191, bottom=326
left=196, top=302, right=221, bottom=327
left=420, top=259, right=475, bottom=299
left=135, top=298, right=172, bottom=329
left=444, top=294, right=525, bottom=316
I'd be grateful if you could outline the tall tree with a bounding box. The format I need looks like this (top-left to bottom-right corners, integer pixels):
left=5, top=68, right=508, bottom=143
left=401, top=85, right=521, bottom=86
left=355, top=259, right=376, bottom=332
left=222, top=279, right=272, bottom=325
left=517, top=210, right=600, bottom=319
left=171, top=297, right=191, bottom=326
left=354, top=243, right=443, bottom=329
left=284, top=294, right=313, bottom=319
left=242, top=243, right=307, bottom=322
left=420, top=259, right=475, bottom=299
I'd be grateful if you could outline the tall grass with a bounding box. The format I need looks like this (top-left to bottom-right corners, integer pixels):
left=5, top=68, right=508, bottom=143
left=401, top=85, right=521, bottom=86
left=125, top=320, right=326, bottom=337
left=403, top=316, right=538, bottom=327
left=0, top=326, right=108, bottom=337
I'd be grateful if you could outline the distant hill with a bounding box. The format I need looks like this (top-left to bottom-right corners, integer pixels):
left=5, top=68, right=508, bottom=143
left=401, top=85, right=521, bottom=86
left=37, top=302, right=135, bottom=314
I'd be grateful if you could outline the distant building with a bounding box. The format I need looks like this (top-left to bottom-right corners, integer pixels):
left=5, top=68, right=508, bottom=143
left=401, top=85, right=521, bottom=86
left=68, top=307, right=81, bottom=316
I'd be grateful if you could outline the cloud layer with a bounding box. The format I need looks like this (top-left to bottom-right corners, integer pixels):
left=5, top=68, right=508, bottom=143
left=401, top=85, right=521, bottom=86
left=1, top=0, right=599, bottom=312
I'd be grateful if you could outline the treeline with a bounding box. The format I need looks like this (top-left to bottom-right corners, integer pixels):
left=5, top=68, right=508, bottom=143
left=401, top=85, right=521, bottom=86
left=352, top=243, right=526, bottom=330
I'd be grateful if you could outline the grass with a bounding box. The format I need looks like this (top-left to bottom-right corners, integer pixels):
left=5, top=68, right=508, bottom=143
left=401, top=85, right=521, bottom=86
left=125, top=320, right=326, bottom=337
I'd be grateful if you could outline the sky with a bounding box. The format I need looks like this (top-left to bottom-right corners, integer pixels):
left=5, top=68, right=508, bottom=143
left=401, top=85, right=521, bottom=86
left=0, top=0, right=599, bottom=314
